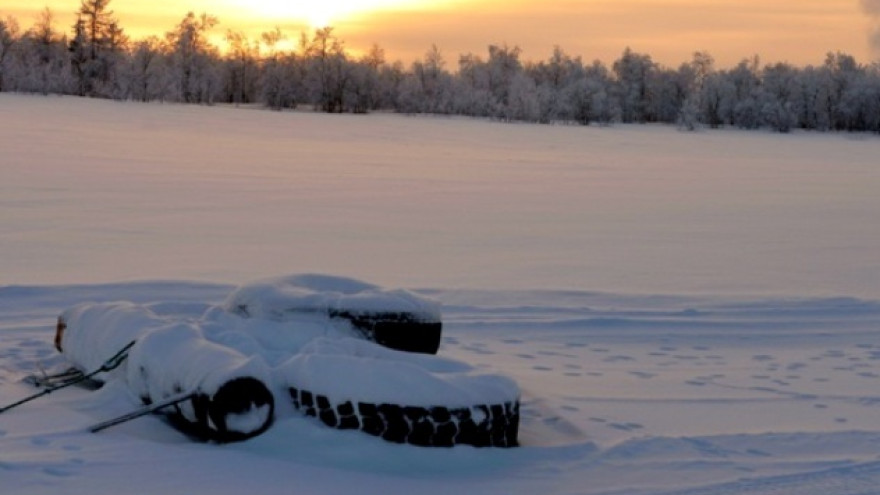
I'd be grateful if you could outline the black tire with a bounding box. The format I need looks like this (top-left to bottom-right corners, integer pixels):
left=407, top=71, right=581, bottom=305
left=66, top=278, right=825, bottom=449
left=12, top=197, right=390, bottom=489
left=289, top=386, right=519, bottom=448
left=170, top=377, right=275, bottom=443
left=225, top=274, right=444, bottom=355
left=328, top=309, right=442, bottom=355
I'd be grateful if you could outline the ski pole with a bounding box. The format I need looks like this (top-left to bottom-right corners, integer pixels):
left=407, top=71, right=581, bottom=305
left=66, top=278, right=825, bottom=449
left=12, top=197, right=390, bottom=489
left=89, top=391, right=196, bottom=433
left=0, top=340, right=136, bottom=414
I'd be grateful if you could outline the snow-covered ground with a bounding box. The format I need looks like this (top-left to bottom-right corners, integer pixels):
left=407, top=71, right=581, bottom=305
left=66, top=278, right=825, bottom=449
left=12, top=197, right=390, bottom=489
left=2, top=94, right=880, bottom=494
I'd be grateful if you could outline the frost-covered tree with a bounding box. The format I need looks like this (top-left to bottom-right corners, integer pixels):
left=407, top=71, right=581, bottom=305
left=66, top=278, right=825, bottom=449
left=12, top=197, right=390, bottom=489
left=69, top=0, right=127, bottom=97
left=646, top=66, right=686, bottom=123
left=122, top=36, right=164, bottom=102
left=400, top=44, right=453, bottom=114
left=503, top=72, right=539, bottom=121
left=760, top=62, right=800, bottom=132
left=700, top=73, right=736, bottom=128
left=485, top=43, right=523, bottom=115
left=823, top=52, right=864, bottom=130
left=565, top=60, right=617, bottom=125
left=19, top=8, right=70, bottom=95
left=453, top=52, right=493, bottom=116
left=375, top=60, right=405, bottom=111
left=612, top=47, right=655, bottom=123
left=1, top=9, right=879, bottom=132
left=525, top=46, right=585, bottom=122
left=260, top=28, right=300, bottom=110
left=301, top=27, right=352, bottom=112
left=345, top=44, right=385, bottom=113
left=726, top=57, right=763, bottom=129
left=223, top=30, right=260, bottom=104
left=0, top=16, right=19, bottom=91
left=166, top=12, right=220, bottom=103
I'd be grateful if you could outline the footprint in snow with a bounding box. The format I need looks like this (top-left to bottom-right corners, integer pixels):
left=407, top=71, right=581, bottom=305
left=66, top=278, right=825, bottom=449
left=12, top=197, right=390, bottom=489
left=42, top=466, right=76, bottom=477
left=462, top=345, right=495, bottom=355
left=629, top=371, right=656, bottom=379
left=31, top=436, right=51, bottom=446
left=603, top=355, right=635, bottom=363
left=532, top=365, right=553, bottom=372
left=673, top=354, right=700, bottom=361
left=609, top=422, right=644, bottom=431
left=17, top=339, right=45, bottom=348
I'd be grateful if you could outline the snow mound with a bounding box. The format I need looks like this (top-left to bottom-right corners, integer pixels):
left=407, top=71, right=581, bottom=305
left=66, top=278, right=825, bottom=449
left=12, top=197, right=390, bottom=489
left=224, top=273, right=441, bottom=323
left=224, top=274, right=444, bottom=354
left=52, top=275, right=519, bottom=446
left=279, top=337, right=518, bottom=407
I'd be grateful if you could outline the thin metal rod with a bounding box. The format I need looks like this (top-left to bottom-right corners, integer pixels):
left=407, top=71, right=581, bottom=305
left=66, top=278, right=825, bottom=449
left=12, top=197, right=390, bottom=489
left=0, top=340, right=136, bottom=415
left=89, top=391, right=196, bottom=433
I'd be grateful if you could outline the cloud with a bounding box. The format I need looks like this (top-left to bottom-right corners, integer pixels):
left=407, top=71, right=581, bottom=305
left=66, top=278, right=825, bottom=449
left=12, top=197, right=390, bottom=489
left=863, top=0, right=880, bottom=16
left=862, top=0, right=880, bottom=56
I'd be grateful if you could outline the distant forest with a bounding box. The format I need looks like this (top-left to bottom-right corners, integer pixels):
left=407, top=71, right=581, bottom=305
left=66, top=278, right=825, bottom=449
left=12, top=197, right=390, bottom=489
left=1, top=1, right=880, bottom=133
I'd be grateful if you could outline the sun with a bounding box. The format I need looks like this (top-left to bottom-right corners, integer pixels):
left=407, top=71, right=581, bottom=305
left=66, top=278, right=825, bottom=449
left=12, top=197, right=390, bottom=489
left=233, top=0, right=415, bottom=28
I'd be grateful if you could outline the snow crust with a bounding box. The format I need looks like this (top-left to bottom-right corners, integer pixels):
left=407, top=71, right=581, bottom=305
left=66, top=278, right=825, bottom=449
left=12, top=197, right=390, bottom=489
left=2, top=94, right=878, bottom=298
left=224, top=273, right=441, bottom=322
left=3, top=96, right=880, bottom=494
left=5, top=283, right=880, bottom=495
left=279, top=337, right=518, bottom=406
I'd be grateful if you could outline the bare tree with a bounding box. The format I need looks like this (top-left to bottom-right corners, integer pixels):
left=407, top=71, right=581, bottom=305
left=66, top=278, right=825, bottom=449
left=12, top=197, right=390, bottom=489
left=0, top=16, right=19, bottom=91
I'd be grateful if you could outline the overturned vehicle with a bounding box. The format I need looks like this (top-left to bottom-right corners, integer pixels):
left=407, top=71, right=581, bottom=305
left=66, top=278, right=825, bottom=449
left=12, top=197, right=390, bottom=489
left=48, top=275, right=520, bottom=447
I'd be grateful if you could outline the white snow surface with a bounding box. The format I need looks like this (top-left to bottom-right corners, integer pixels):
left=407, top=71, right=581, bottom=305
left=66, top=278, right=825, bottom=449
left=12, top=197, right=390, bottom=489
left=279, top=336, right=519, bottom=406
left=223, top=273, right=442, bottom=321
left=2, top=95, right=880, bottom=494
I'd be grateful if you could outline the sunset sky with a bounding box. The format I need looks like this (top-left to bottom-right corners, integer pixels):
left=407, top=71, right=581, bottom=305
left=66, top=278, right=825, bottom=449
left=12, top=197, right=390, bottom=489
left=2, top=0, right=878, bottom=68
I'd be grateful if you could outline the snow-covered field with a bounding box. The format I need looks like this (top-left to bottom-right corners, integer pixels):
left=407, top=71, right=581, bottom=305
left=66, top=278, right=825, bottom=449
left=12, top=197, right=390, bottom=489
left=2, top=94, right=880, bottom=494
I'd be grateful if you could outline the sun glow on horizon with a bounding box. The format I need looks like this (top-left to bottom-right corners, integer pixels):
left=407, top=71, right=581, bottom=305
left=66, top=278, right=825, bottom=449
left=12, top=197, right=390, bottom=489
left=229, top=0, right=431, bottom=28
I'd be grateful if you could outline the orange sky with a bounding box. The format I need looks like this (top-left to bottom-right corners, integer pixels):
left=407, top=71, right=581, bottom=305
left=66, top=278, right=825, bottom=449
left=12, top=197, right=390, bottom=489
left=1, top=0, right=876, bottom=67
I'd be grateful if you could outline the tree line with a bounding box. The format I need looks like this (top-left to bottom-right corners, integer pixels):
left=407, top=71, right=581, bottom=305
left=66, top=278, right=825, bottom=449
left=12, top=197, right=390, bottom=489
left=1, top=1, right=880, bottom=133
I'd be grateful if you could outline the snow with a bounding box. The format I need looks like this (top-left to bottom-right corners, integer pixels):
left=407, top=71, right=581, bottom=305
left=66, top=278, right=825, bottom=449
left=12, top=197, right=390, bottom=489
left=56, top=281, right=518, bottom=421
left=279, top=336, right=519, bottom=406
left=223, top=273, right=442, bottom=321
left=2, top=94, right=880, bottom=494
